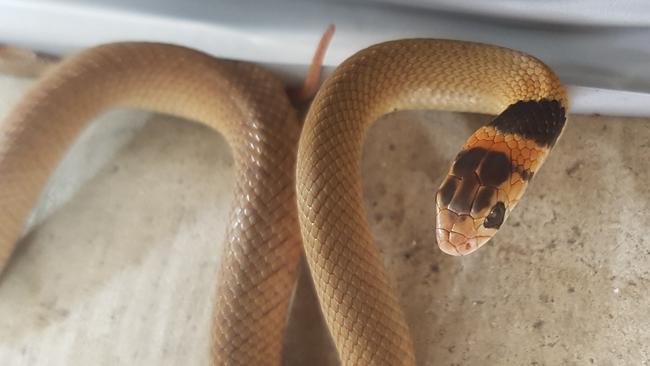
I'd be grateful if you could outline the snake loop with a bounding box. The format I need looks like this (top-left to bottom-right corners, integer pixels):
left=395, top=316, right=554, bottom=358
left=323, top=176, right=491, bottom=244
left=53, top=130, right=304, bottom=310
left=298, top=39, right=567, bottom=364
left=0, top=43, right=302, bottom=365
left=0, top=39, right=567, bottom=365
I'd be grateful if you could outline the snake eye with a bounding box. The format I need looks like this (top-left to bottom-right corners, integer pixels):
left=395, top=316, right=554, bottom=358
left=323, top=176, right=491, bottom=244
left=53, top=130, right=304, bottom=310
left=483, top=201, right=506, bottom=229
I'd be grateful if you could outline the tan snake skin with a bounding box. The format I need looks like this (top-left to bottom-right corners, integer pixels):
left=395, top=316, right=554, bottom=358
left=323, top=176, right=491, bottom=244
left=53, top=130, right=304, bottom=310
left=0, top=39, right=567, bottom=365
left=0, top=43, right=302, bottom=365
left=298, top=39, right=566, bottom=365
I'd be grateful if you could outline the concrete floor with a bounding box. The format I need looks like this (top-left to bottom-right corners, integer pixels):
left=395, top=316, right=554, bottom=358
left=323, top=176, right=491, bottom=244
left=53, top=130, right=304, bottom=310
left=0, top=72, right=649, bottom=365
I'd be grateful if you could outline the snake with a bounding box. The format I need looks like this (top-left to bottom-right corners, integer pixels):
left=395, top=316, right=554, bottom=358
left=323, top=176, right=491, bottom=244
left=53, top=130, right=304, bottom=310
left=0, top=38, right=567, bottom=365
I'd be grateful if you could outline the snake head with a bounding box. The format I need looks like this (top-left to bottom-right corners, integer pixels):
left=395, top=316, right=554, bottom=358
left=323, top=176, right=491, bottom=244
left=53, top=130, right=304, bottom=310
left=434, top=100, right=566, bottom=255
left=434, top=139, right=530, bottom=256
left=435, top=188, right=508, bottom=256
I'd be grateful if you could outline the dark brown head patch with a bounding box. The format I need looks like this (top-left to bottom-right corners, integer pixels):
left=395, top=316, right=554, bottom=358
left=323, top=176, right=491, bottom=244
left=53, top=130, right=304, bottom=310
left=448, top=171, right=480, bottom=213
left=489, top=99, right=566, bottom=147
left=452, top=147, right=511, bottom=187
left=471, top=186, right=497, bottom=215
left=438, top=176, right=459, bottom=207
left=478, top=151, right=510, bottom=186
left=440, top=147, right=512, bottom=215
left=451, top=147, right=485, bottom=177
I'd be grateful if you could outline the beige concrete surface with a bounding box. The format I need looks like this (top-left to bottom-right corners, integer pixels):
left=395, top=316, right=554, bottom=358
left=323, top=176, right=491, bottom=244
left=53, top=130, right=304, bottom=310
left=0, top=73, right=648, bottom=365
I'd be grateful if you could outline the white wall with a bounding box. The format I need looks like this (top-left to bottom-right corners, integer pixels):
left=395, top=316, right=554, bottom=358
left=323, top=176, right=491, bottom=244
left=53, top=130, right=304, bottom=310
left=2, top=0, right=650, bottom=115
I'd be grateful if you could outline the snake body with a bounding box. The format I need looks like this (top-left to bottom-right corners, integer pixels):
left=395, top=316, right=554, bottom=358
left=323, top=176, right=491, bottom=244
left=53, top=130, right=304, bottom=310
left=298, top=39, right=566, bottom=364
left=0, top=43, right=302, bottom=365
left=0, top=40, right=567, bottom=364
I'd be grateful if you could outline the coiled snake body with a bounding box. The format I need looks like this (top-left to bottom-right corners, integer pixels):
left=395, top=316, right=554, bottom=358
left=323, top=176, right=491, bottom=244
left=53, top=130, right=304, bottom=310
left=0, top=40, right=567, bottom=364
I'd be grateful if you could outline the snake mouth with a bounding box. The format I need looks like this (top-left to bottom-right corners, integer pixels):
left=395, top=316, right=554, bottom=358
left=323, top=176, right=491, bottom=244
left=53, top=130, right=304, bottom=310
left=436, top=228, right=484, bottom=256
left=435, top=208, right=494, bottom=256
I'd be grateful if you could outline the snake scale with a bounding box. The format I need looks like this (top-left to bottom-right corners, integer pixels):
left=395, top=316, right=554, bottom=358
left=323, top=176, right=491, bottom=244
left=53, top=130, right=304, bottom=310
left=0, top=38, right=567, bottom=365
